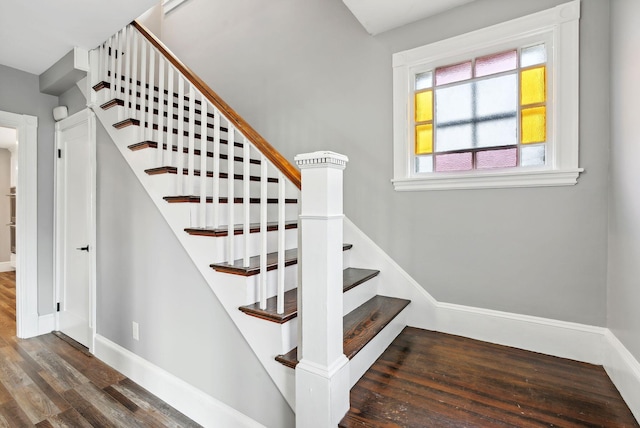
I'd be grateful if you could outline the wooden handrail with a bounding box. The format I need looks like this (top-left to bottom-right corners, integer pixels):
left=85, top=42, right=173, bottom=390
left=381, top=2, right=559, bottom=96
left=131, top=20, right=302, bottom=189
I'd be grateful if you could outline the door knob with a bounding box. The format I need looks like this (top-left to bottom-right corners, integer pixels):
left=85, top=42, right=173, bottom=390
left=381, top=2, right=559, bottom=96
left=76, top=245, right=90, bottom=252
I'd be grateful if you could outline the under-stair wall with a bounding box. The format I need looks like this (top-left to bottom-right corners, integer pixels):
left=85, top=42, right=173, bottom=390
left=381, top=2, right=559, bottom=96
left=61, top=84, right=295, bottom=428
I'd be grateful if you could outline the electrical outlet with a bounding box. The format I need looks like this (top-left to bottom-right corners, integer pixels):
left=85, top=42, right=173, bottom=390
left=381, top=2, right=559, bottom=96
left=132, top=321, right=139, bottom=341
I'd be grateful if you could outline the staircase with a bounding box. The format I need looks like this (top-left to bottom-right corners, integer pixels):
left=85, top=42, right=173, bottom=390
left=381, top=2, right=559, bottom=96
left=85, top=21, right=411, bottom=426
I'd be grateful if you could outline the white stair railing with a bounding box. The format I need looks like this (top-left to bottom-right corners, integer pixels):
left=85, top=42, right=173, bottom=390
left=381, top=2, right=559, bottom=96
left=91, top=22, right=301, bottom=314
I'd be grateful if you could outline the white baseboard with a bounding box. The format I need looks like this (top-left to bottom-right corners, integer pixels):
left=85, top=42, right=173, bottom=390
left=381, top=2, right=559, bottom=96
left=0, top=261, right=14, bottom=272
left=94, top=335, right=265, bottom=428
left=604, top=330, right=640, bottom=422
left=38, top=314, right=56, bottom=335
left=435, top=302, right=607, bottom=365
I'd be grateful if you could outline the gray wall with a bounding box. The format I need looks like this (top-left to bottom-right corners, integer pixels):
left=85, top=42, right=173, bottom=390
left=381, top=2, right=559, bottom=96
left=59, top=87, right=293, bottom=427
left=160, top=0, right=610, bottom=325
left=0, top=149, right=10, bottom=261
left=0, top=64, right=59, bottom=314
left=608, top=0, right=640, bottom=361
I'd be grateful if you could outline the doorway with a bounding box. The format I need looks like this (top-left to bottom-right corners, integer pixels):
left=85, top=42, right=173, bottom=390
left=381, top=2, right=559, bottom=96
left=54, top=109, right=96, bottom=350
left=0, top=110, right=39, bottom=339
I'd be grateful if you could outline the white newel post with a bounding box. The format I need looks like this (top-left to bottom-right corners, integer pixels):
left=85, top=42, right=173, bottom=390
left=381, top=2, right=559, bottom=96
left=294, top=151, right=350, bottom=428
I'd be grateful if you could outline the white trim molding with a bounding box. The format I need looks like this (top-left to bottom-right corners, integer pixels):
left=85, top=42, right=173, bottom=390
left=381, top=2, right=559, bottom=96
left=604, top=331, right=640, bottom=422
left=0, top=262, right=14, bottom=273
left=0, top=110, right=39, bottom=339
left=94, top=335, right=265, bottom=428
left=391, top=0, right=582, bottom=191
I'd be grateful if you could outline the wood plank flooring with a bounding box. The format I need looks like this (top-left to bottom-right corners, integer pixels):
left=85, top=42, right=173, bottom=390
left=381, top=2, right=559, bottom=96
left=340, top=326, right=639, bottom=427
left=0, top=271, right=201, bottom=427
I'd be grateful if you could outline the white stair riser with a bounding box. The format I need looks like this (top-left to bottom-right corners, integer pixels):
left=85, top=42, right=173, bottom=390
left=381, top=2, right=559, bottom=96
left=183, top=229, right=299, bottom=265
left=343, top=275, right=379, bottom=316
left=348, top=307, right=408, bottom=387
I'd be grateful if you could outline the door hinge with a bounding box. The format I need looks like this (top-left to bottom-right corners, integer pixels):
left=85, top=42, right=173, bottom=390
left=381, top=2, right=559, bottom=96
left=56, top=302, right=60, bottom=312
left=57, top=149, right=62, bottom=159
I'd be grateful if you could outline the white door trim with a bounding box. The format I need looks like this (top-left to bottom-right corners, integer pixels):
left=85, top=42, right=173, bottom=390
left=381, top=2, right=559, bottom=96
left=0, top=110, right=39, bottom=338
left=54, top=108, right=97, bottom=352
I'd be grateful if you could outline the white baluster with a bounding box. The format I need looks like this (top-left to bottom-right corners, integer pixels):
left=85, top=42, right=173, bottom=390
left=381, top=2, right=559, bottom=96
left=116, top=29, right=124, bottom=121
left=187, top=85, right=196, bottom=195
left=199, top=98, right=208, bottom=227
left=123, top=26, right=131, bottom=119
left=157, top=57, right=166, bottom=166
left=166, top=67, right=175, bottom=167
left=176, top=78, right=185, bottom=195
left=139, top=41, right=147, bottom=143
left=109, top=34, right=117, bottom=101
left=227, top=126, right=235, bottom=263
left=97, top=43, right=104, bottom=89
left=146, top=49, right=155, bottom=145
left=243, top=138, right=250, bottom=266
left=259, top=155, right=268, bottom=310
left=212, top=112, right=221, bottom=229
left=277, top=172, right=286, bottom=314
left=130, top=31, right=139, bottom=124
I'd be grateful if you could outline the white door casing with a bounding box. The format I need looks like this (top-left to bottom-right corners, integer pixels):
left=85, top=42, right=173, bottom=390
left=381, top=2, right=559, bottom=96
left=0, top=110, right=38, bottom=338
left=55, top=109, right=96, bottom=350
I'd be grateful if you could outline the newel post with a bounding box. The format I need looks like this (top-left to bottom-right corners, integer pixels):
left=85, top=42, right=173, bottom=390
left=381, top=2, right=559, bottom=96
left=294, top=151, right=350, bottom=427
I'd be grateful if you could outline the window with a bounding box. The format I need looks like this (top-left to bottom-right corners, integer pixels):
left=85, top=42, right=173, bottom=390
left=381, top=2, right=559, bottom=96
left=392, top=1, right=582, bottom=191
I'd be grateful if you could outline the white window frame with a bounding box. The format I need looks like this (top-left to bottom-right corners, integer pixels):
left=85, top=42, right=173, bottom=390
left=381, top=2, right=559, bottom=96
left=392, top=0, right=582, bottom=191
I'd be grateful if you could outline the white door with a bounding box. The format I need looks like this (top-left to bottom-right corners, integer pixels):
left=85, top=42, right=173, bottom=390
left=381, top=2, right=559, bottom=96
left=55, top=109, right=95, bottom=349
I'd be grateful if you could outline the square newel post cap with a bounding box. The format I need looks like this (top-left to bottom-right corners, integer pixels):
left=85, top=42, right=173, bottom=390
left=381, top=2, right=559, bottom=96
left=295, top=151, right=349, bottom=170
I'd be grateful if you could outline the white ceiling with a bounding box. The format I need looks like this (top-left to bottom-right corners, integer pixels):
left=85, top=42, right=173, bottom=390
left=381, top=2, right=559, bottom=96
left=0, top=0, right=157, bottom=75
left=342, top=0, right=478, bottom=35
left=0, top=127, right=17, bottom=150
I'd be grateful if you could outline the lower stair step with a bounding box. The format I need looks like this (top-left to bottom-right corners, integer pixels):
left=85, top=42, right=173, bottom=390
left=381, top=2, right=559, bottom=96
left=239, top=268, right=380, bottom=323
left=211, top=244, right=353, bottom=276
left=275, top=295, right=411, bottom=368
left=128, top=141, right=261, bottom=165
left=185, top=220, right=298, bottom=237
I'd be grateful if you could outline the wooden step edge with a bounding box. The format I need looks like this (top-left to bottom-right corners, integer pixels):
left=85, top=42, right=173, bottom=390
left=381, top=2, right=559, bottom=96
left=163, top=196, right=299, bottom=204
left=239, top=288, right=298, bottom=324
left=275, top=295, right=411, bottom=368
left=145, top=167, right=279, bottom=183
left=239, top=268, right=380, bottom=324
left=114, top=120, right=236, bottom=146
left=113, top=118, right=140, bottom=129
left=100, top=98, right=220, bottom=124
left=96, top=76, right=204, bottom=105
left=127, top=143, right=262, bottom=165
left=211, top=244, right=353, bottom=277
left=185, top=220, right=297, bottom=237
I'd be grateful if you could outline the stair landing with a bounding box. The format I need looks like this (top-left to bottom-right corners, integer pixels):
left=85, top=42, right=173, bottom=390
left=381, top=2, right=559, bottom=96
left=340, top=327, right=640, bottom=428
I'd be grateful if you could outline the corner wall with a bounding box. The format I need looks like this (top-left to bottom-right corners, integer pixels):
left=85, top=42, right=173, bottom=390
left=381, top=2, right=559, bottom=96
left=0, top=64, right=59, bottom=314
left=608, top=0, right=640, bottom=365
left=159, top=0, right=610, bottom=326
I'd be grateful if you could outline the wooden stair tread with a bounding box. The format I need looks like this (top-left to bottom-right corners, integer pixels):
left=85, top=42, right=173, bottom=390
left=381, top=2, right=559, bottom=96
left=211, top=244, right=353, bottom=276
left=100, top=98, right=218, bottom=123
left=275, top=295, right=410, bottom=368
left=128, top=142, right=261, bottom=165
left=239, top=268, right=380, bottom=323
left=145, top=166, right=278, bottom=183
left=185, top=220, right=298, bottom=237
left=163, top=196, right=298, bottom=204
left=113, top=119, right=236, bottom=146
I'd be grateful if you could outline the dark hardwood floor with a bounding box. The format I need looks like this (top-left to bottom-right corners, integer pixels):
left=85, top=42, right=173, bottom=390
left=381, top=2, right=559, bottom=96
left=341, top=326, right=639, bottom=428
left=0, top=271, right=201, bottom=427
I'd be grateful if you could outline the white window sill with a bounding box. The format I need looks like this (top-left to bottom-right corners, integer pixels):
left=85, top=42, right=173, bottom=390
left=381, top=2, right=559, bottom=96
left=392, top=168, right=583, bottom=191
